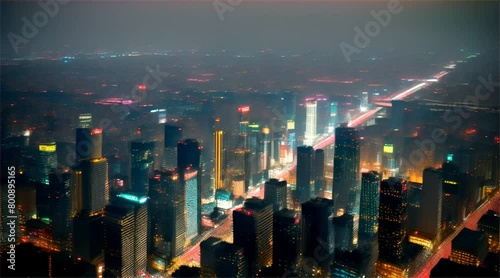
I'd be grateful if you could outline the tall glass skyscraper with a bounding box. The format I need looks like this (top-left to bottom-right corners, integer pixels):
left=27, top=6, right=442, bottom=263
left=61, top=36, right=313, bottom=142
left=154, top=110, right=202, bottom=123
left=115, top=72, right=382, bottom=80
left=76, top=128, right=103, bottom=162
left=304, top=101, right=317, bottom=146
left=233, top=197, right=273, bottom=276
left=149, top=170, right=186, bottom=259
left=37, top=142, right=58, bottom=184
left=104, top=192, right=148, bottom=278
left=378, top=177, right=408, bottom=263
left=130, top=141, right=154, bottom=194
left=314, top=149, right=325, bottom=198
left=71, top=157, right=109, bottom=216
left=359, top=171, right=381, bottom=240
left=333, top=125, right=360, bottom=216
left=301, top=197, right=335, bottom=275
left=296, top=146, right=315, bottom=203
left=163, top=125, right=182, bottom=170
left=178, top=139, right=202, bottom=239
left=184, top=169, right=199, bottom=241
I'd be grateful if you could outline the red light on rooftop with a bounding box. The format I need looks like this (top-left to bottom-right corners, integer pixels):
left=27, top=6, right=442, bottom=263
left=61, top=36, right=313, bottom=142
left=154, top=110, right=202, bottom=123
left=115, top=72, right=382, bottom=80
left=138, top=85, right=147, bottom=90
left=238, top=106, right=250, bottom=113
left=91, top=129, right=102, bottom=135
left=294, top=218, right=300, bottom=225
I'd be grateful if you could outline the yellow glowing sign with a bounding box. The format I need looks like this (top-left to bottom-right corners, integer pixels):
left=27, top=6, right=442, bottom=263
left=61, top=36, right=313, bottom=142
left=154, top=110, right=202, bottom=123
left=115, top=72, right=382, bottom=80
left=262, top=127, right=270, bottom=134
left=287, top=120, right=295, bottom=130
left=383, top=144, right=394, bottom=154
left=39, top=144, right=56, bottom=152
left=444, top=180, right=457, bottom=185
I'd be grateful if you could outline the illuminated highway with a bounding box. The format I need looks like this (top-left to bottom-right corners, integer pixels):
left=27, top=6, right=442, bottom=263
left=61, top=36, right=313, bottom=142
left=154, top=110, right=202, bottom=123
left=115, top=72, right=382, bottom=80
left=166, top=71, right=449, bottom=275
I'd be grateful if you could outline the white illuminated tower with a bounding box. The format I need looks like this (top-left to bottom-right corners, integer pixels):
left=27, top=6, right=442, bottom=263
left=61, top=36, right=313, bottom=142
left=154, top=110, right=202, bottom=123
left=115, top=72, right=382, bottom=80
left=304, top=101, right=317, bottom=146
left=359, top=92, right=369, bottom=112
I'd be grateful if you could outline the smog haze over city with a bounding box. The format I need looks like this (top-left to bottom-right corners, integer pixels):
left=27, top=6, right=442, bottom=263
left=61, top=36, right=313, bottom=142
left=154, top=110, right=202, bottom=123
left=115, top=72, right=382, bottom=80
left=1, top=1, right=499, bottom=277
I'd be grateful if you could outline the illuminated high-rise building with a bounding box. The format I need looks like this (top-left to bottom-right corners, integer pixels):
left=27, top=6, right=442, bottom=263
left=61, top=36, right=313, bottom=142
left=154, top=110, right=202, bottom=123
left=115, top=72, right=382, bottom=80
left=37, top=142, right=58, bottom=184
left=478, top=211, right=500, bottom=253
left=184, top=169, right=199, bottom=241
left=76, top=128, right=103, bottom=162
left=238, top=105, right=250, bottom=149
left=264, top=178, right=287, bottom=212
left=71, top=157, right=109, bottom=216
left=178, top=139, right=201, bottom=240
left=296, top=146, right=315, bottom=203
left=149, top=170, right=186, bottom=259
left=273, top=209, right=301, bottom=275
left=201, top=237, right=222, bottom=278
left=314, top=149, right=325, bottom=198
left=328, top=102, right=338, bottom=134
left=104, top=192, right=148, bottom=278
left=304, top=101, right=317, bottom=146
left=333, top=125, right=360, bottom=215
left=130, top=141, right=154, bottom=194
left=359, top=91, right=369, bottom=112
left=301, top=197, right=335, bottom=274
left=378, top=177, right=408, bottom=263
left=227, top=149, right=251, bottom=192
left=233, top=197, right=273, bottom=275
left=78, top=113, right=92, bottom=128
left=214, top=130, right=224, bottom=192
left=163, top=125, right=182, bottom=170
left=261, top=126, right=271, bottom=171
left=359, top=171, right=381, bottom=240
left=419, top=168, right=443, bottom=240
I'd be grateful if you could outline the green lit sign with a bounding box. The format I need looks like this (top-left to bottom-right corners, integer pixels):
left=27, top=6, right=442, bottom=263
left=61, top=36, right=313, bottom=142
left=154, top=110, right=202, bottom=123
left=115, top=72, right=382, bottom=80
left=118, top=193, right=148, bottom=204
left=447, top=154, right=453, bottom=162
left=383, top=144, right=394, bottom=154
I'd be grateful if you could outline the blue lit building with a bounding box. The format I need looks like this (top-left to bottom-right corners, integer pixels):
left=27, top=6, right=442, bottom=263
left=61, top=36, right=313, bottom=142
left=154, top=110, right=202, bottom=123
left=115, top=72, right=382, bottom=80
left=184, top=169, right=199, bottom=241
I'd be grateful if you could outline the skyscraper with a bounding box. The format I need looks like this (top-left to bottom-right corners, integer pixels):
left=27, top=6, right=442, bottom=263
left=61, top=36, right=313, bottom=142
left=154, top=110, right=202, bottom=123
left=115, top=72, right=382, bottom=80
left=273, top=209, right=301, bottom=275
left=314, top=149, right=325, bottom=198
left=301, top=197, right=335, bottom=274
left=201, top=237, right=222, bottom=278
left=264, top=178, right=287, bottom=212
left=184, top=169, right=199, bottom=241
left=163, top=125, right=182, bottom=170
left=304, top=101, right=317, bottom=146
left=71, top=158, right=109, bottom=216
left=296, top=146, right=315, bottom=203
left=76, top=128, right=103, bottom=162
left=233, top=197, right=273, bottom=275
left=178, top=139, right=202, bottom=238
left=214, top=130, right=224, bottom=193
left=333, top=125, right=360, bottom=215
left=238, top=105, right=250, bottom=149
left=149, top=170, right=186, bottom=259
left=37, top=142, right=58, bottom=184
left=359, top=171, right=381, bottom=240
left=130, top=141, right=154, bottom=194
left=419, top=168, right=443, bottom=240
left=328, top=102, right=338, bottom=134
left=200, top=237, right=249, bottom=278
left=104, top=192, right=148, bottom=278
left=333, top=213, right=354, bottom=251
left=378, top=177, right=408, bottom=263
